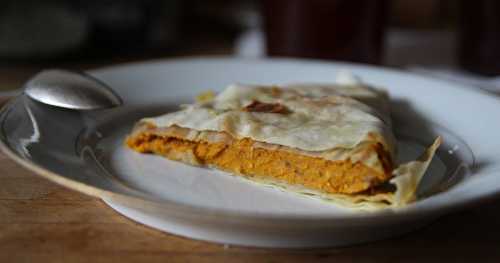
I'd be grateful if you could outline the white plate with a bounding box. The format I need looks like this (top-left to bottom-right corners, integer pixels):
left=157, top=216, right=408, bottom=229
left=1, top=57, right=498, bottom=247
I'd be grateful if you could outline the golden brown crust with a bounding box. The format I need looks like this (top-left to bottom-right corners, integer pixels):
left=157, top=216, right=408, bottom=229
left=242, top=100, right=290, bottom=114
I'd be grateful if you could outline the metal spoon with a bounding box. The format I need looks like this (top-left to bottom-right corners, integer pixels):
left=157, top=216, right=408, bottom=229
left=24, top=69, right=123, bottom=110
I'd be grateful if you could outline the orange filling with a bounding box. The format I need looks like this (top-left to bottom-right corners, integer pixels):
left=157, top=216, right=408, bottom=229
left=127, top=132, right=392, bottom=194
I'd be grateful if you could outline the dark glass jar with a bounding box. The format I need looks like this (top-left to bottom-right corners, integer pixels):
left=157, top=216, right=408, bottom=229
left=459, top=0, right=500, bottom=76
left=262, top=0, right=387, bottom=64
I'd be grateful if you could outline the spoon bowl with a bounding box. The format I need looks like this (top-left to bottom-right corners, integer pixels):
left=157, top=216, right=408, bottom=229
left=24, top=69, right=123, bottom=110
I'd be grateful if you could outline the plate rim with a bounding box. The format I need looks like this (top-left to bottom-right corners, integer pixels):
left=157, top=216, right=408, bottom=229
left=2, top=56, right=500, bottom=222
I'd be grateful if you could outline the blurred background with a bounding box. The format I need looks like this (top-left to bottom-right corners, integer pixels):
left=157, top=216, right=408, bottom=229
left=1, top=0, right=500, bottom=94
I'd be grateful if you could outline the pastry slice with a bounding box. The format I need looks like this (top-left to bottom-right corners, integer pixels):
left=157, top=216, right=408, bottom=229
left=126, top=79, right=440, bottom=210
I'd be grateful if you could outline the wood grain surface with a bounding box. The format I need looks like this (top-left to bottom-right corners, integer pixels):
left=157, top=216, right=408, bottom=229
left=1, top=151, right=500, bottom=262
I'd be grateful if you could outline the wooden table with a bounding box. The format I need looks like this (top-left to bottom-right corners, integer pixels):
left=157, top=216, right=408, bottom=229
left=1, top=63, right=500, bottom=262
left=2, top=153, right=500, bottom=262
